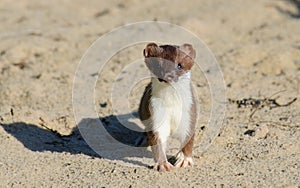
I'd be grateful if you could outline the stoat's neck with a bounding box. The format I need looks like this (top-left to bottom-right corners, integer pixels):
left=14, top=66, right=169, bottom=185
left=151, top=71, right=192, bottom=102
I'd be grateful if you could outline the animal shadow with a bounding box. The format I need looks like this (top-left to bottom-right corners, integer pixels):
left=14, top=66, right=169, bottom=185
left=0, top=112, right=152, bottom=167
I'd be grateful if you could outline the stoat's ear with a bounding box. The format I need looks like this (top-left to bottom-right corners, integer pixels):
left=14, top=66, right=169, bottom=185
left=143, top=43, right=161, bottom=57
left=180, top=44, right=196, bottom=60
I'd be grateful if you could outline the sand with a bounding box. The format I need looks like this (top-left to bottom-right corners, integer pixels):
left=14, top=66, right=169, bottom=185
left=0, top=0, right=299, bottom=187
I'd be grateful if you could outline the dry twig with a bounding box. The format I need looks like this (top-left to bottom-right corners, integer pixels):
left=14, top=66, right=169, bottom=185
left=229, top=90, right=297, bottom=121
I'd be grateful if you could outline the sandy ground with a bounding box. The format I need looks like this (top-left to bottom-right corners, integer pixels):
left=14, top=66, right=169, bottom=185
left=0, top=0, right=300, bottom=187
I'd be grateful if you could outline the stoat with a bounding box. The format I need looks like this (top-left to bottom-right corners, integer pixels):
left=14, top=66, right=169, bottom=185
left=139, top=43, right=197, bottom=172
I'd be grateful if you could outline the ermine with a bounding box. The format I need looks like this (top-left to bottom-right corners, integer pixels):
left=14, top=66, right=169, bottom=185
left=139, top=43, right=197, bottom=172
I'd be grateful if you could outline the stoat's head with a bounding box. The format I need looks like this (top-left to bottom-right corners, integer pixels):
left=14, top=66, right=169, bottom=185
left=143, top=43, right=196, bottom=83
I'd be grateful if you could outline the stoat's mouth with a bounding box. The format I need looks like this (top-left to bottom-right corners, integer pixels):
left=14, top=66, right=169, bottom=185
left=158, top=78, right=167, bottom=83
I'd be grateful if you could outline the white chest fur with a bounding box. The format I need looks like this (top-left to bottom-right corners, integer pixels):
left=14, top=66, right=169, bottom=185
left=150, top=72, right=193, bottom=144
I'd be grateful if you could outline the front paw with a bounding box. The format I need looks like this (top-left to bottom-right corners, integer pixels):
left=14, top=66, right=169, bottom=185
left=154, top=161, right=174, bottom=172
left=174, top=152, right=193, bottom=168
left=174, top=157, right=193, bottom=168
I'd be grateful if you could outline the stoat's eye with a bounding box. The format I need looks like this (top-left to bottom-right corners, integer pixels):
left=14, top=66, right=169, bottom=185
left=177, top=63, right=183, bottom=70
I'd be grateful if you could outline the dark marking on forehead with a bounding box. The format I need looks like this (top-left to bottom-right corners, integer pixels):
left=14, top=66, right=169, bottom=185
left=159, top=45, right=178, bottom=62
left=143, top=43, right=196, bottom=75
